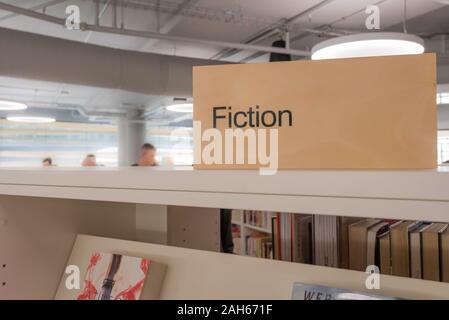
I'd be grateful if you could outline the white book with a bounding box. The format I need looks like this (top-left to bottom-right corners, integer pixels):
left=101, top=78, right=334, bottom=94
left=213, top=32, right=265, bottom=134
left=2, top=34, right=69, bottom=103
left=313, top=215, right=338, bottom=267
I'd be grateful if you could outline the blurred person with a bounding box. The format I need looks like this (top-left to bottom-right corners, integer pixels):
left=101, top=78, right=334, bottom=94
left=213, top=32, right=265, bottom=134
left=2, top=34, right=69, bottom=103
left=220, top=209, right=234, bottom=254
left=82, top=154, right=97, bottom=167
left=42, top=157, right=53, bottom=167
left=132, top=143, right=158, bottom=167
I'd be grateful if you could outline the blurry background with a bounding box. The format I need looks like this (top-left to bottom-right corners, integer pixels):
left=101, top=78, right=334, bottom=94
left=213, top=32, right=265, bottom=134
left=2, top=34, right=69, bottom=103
left=0, top=0, right=448, bottom=166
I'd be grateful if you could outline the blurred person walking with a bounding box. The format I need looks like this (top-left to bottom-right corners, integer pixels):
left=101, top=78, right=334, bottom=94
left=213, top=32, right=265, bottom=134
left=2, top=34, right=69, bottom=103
left=132, top=143, right=158, bottom=167
left=82, top=154, right=98, bottom=167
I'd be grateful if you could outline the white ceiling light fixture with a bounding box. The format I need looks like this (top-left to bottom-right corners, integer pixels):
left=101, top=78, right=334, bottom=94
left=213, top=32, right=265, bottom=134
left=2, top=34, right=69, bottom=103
left=0, top=100, right=28, bottom=111
left=311, top=32, right=425, bottom=60
left=7, top=116, right=56, bottom=123
left=166, top=103, right=193, bottom=113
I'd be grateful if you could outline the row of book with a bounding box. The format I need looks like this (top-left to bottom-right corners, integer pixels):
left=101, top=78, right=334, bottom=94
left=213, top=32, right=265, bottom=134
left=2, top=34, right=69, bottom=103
left=349, top=219, right=449, bottom=281
left=253, top=212, right=449, bottom=282
left=243, top=210, right=273, bottom=230
left=245, top=232, right=273, bottom=259
left=272, top=213, right=313, bottom=263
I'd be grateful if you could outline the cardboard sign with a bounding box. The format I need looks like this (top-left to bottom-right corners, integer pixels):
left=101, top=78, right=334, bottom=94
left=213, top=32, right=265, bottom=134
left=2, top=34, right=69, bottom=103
left=193, top=54, right=437, bottom=170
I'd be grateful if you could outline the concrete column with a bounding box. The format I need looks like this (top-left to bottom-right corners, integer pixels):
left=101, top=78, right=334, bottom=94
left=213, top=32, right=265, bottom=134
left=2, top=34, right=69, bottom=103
left=118, top=110, right=146, bottom=166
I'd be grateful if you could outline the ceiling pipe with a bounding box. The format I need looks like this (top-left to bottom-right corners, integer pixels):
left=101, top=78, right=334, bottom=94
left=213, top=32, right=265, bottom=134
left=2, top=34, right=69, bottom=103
left=0, top=2, right=65, bottom=25
left=0, top=2, right=310, bottom=57
left=85, top=0, right=112, bottom=43
left=120, top=0, right=125, bottom=29
left=95, top=0, right=100, bottom=26
left=61, top=105, right=128, bottom=118
left=239, top=27, right=348, bottom=63
left=112, top=0, right=117, bottom=28
left=87, top=23, right=310, bottom=56
left=158, top=0, right=200, bottom=34
left=240, top=26, right=358, bottom=63
left=210, top=23, right=286, bottom=60
left=210, top=0, right=335, bottom=60
left=289, top=0, right=389, bottom=45
left=138, top=0, right=200, bottom=51
left=0, top=0, right=69, bottom=22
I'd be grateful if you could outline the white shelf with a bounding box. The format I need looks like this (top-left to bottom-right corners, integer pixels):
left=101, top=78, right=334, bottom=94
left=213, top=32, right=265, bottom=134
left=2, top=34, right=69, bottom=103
left=0, top=166, right=449, bottom=222
left=2, top=167, right=449, bottom=299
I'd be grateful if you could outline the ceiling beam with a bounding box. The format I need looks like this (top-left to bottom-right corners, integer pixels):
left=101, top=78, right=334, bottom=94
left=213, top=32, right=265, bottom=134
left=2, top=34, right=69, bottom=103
left=138, top=0, right=200, bottom=52
left=88, top=23, right=310, bottom=56
left=0, top=1, right=66, bottom=24
left=112, top=0, right=117, bottom=28
left=210, top=0, right=336, bottom=61
left=289, top=0, right=389, bottom=45
left=85, top=0, right=112, bottom=43
left=239, top=28, right=348, bottom=63
left=0, top=0, right=69, bottom=22
left=0, top=2, right=310, bottom=57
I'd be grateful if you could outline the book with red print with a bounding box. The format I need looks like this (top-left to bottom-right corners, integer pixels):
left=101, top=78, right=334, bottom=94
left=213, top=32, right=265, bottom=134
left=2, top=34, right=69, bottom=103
left=55, top=235, right=166, bottom=300
left=77, top=253, right=149, bottom=300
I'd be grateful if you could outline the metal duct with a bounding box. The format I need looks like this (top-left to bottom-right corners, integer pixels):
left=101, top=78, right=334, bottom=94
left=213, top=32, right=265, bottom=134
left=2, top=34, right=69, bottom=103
left=0, top=27, right=223, bottom=97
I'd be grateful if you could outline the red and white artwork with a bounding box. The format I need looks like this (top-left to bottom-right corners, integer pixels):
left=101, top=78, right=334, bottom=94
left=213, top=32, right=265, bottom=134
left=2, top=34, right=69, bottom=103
left=77, top=252, right=150, bottom=300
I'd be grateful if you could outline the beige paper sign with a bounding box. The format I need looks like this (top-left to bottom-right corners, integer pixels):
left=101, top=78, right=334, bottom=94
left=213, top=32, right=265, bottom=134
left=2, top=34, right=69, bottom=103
left=193, top=54, right=437, bottom=170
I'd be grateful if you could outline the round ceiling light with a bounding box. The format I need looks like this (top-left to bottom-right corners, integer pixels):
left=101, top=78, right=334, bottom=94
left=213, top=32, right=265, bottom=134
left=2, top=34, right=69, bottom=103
left=0, top=100, right=28, bottom=111
left=311, top=32, right=425, bottom=60
left=7, top=116, right=56, bottom=123
left=166, top=103, right=193, bottom=113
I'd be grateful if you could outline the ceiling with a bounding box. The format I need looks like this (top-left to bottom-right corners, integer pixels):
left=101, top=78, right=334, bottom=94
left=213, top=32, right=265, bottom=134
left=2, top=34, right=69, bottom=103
left=0, top=0, right=448, bottom=123
left=0, top=0, right=447, bottom=62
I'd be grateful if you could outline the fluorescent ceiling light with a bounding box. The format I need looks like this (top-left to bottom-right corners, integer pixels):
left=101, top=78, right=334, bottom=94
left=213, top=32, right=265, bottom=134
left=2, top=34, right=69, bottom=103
left=0, top=100, right=28, bottom=111
left=166, top=103, right=193, bottom=113
left=7, top=116, right=56, bottom=123
left=438, top=93, right=449, bottom=105
left=311, top=33, right=425, bottom=60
